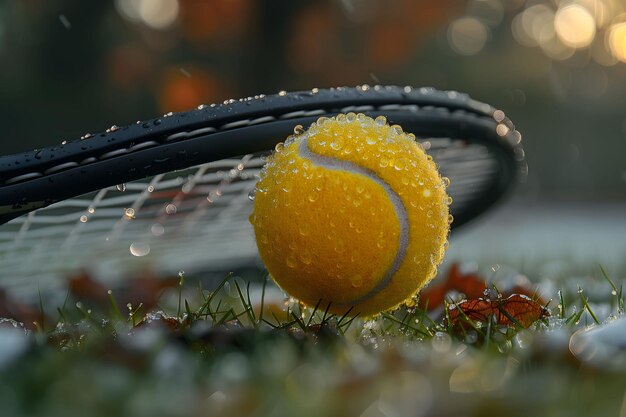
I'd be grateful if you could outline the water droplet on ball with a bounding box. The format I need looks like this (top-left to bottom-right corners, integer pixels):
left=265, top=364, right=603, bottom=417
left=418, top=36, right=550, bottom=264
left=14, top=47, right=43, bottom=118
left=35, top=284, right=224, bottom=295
left=286, top=255, right=297, bottom=268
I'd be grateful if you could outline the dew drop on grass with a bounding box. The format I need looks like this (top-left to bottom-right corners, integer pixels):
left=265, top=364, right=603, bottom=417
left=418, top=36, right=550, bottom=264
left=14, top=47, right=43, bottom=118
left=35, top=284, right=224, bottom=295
left=79, top=215, right=88, bottom=223
left=248, top=189, right=256, bottom=201
left=116, top=183, right=126, bottom=192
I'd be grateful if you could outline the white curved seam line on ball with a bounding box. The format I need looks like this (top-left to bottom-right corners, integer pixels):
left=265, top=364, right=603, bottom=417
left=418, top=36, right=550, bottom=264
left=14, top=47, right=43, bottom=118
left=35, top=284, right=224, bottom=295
left=297, top=136, right=410, bottom=305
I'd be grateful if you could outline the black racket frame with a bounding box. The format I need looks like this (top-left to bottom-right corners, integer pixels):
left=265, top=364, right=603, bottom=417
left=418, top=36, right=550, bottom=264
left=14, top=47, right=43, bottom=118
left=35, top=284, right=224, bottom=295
left=0, top=86, right=524, bottom=228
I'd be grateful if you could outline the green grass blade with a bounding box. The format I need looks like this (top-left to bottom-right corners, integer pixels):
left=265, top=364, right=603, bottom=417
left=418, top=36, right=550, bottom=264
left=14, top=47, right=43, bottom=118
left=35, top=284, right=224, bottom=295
left=381, top=312, right=429, bottom=337
left=578, top=287, right=600, bottom=325
left=558, top=290, right=565, bottom=320
left=599, top=265, right=618, bottom=294
left=258, top=277, right=267, bottom=325
left=107, top=290, right=124, bottom=320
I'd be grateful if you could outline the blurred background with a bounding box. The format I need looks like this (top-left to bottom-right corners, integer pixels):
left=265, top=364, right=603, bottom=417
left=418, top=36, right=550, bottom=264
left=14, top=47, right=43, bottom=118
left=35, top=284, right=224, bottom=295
left=0, top=0, right=624, bottom=276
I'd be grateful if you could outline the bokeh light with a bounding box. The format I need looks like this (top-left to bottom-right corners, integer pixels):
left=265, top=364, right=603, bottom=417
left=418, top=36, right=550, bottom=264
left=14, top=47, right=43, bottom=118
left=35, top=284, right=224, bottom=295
left=540, top=35, right=575, bottom=61
left=114, top=0, right=141, bottom=22
left=2, top=0, right=626, bottom=198
left=579, top=0, right=611, bottom=28
left=607, top=21, right=626, bottom=62
left=507, top=1, right=626, bottom=64
left=590, top=37, right=618, bottom=65
left=139, top=0, right=179, bottom=29
left=158, top=67, right=227, bottom=113
left=511, top=5, right=555, bottom=48
left=554, top=4, right=596, bottom=48
left=178, top=0, right=252, bottom=43
left=115, top=0, right=179, bottom=30
left=447, top=17, right=488, bottom=56
left=467, top=0, right=504, bottom=27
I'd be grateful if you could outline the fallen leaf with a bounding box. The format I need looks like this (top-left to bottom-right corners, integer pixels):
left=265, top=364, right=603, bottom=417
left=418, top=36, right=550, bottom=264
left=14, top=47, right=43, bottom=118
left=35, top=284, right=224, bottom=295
left=446, top=294, right=549, bottom=330
left=124, top=271, right=179, bottom=311
left=68, top=272, right=109, bottom=306
left=419, top=264, right=487, bottom=310
left=420, top=263, right=546, bottom=311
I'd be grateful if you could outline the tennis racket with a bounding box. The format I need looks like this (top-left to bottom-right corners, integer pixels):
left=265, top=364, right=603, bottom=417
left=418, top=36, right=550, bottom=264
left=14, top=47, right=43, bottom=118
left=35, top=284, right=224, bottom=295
left=0, top=85, right=524, bottom=296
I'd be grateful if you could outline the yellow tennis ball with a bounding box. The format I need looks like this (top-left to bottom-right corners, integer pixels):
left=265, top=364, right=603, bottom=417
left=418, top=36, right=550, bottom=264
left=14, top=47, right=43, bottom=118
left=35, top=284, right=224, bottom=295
left=250, top=113, right=451, bottom=317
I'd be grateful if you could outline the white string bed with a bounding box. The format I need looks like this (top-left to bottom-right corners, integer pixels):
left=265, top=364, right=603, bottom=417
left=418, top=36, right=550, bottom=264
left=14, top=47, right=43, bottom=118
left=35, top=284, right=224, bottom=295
left=0, top=139, right=498, bottom=298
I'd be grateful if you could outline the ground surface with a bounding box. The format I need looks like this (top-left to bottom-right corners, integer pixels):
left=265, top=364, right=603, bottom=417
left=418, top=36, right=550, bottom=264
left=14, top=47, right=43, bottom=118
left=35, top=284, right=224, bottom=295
left=0, top=261, right=625, bottom=417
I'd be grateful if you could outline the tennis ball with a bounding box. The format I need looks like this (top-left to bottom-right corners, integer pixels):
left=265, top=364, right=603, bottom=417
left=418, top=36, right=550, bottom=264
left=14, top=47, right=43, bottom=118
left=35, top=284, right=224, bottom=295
left=250, top=113, right=451, bottom=317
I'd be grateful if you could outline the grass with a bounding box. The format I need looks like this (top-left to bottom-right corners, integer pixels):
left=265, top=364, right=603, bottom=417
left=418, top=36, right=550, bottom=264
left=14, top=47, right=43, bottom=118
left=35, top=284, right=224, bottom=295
left=0, top=264, right=625, bottom=417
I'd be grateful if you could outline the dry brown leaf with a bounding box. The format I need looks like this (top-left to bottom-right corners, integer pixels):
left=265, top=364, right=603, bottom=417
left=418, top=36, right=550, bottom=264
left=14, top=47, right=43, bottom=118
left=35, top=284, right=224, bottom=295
left=446, top=294, right=549, bottom=330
